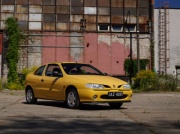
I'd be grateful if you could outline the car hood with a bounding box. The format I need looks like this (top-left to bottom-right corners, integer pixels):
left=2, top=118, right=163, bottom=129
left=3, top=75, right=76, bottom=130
left=66, top=75, right=128, bottom=85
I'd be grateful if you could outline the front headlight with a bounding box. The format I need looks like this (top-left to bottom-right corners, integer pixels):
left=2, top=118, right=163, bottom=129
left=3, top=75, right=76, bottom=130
left=85, top=83, right=104, bottom=89
left=122, top=84, right=131, bottom=89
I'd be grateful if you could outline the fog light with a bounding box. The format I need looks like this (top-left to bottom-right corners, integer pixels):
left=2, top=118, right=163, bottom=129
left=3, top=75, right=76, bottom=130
left=93, top=95, right=98, bottom=100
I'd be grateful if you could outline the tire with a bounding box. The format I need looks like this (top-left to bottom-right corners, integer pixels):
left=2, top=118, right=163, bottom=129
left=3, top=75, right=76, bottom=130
left=26, top=87, right=37, bottom=104
left=109, top=103, right=123, bottom=109
left=66, top=88, right=80, bottom=109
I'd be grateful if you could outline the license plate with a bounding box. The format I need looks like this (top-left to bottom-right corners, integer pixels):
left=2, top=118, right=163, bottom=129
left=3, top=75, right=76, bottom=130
left=108, top=92, right=123, bottom=97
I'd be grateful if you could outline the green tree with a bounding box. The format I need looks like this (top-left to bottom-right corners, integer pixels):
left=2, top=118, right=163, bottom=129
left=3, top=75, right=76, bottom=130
left=5, top=17, right=24, bottom=83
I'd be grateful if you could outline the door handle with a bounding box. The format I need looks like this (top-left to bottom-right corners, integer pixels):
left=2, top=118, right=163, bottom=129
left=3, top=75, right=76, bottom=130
left=41, top=79, right=44, bottom=82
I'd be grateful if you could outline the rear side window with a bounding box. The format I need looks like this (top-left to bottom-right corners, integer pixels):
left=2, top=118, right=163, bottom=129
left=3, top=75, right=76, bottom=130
left=34, top=65, right=45, bottom=76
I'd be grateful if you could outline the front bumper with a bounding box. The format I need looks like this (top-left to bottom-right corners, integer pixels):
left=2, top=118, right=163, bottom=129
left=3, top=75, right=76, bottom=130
left=78, top=89, right=133, bottom=103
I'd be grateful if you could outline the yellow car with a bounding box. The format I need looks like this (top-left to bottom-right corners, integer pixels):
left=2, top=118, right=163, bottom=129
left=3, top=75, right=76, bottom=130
left=25, top=62, right=132, bottom=109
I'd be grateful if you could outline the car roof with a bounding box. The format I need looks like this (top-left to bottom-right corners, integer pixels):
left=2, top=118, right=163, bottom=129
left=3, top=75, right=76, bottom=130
left=47, top=62, right=77, bottom=64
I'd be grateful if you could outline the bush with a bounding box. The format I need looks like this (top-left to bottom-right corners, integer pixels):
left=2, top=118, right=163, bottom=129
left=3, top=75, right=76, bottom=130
left=5, top=17, right=25, bottom=83
left=132, top=70, right=178, bottom=91
left=19, top=66, right=37, bottom=86
left=132, top=70, right=155, bottom=91
left=4, top=66, right=37, bottom=90
left=5, top=81, right=24, bottom=90
left=0, top=79, right=3, bottom=90
left=154, top=74, right=177, bottom=91
left=124, top=59, right=149, bottom=77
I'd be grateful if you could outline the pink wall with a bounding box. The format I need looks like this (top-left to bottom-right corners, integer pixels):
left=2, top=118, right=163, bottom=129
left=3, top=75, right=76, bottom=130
left=42, top=33, right=130, bottom=75
left=42, top=33, right=70, bottom=64
left=84, top=33, right=98, bottom=67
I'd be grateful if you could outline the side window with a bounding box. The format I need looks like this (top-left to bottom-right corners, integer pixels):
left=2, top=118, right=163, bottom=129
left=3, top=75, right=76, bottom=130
left=45, top=64, right=62, bottom=77
left=34, top=65, right=45, bottom=76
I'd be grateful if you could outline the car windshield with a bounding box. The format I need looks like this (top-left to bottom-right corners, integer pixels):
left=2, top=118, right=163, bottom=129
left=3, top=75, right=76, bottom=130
left=61, top=63, right=104, bottom=75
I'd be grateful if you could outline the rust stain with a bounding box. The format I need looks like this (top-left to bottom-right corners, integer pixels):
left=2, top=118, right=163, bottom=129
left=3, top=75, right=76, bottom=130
left=98, top=0, right=110, bottom=7
left=84, top=0, right=96, bottom=7
left=43, top=6, right=55, bottom=13
left=57, top=0, right=69, bottom=6
left=111, top=0, right=123, bottom=7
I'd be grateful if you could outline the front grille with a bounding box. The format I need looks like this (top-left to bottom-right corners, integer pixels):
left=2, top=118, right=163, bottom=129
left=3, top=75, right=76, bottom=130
left=100, top=95, right=127, bottom=99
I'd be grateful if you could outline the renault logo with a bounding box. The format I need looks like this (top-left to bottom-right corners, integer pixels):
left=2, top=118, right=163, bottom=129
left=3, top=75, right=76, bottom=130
left=113, top=85, right=116, bottom=88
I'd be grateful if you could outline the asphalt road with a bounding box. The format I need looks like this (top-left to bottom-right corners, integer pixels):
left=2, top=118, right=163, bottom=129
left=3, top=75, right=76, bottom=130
left=0, top=90, right=180, bottom=134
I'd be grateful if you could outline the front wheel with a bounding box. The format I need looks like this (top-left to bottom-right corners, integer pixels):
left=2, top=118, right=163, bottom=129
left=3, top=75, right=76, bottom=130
left=26, top=87, right=37, bottom=104
left=109, top=103, right=123, bottom=109
left=66, top=89, right=80, bottom=109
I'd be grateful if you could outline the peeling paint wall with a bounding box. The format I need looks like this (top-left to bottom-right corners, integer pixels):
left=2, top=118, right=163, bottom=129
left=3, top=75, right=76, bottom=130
left=40, top=32, right=150, bottom=75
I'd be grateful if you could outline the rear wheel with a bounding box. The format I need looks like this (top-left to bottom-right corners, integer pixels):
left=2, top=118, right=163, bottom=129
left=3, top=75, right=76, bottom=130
left=26, top=87, right=37, bottom=104
left=66, top=88, right=80, bottom=109
left=109, top=103, right=123, bottom=109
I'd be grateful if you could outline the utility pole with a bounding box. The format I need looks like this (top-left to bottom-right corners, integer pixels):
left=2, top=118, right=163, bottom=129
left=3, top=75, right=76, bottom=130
left=137, top=0, right=140, bottom=73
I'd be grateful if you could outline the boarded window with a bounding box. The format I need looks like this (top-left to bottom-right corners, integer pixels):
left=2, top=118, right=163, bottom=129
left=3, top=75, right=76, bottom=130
left=57, top=14, right=69, bottom=23
left=29, top=14, right=42, bottom=21
left=84, top=7, right=97, bottom=15
left=111, top=16, right=123, bottom=24
left=86, top=23, right=96, bottom=31
left=1, top=13, right=14, bottom=20
left=18, top=21, right=28, bottom=30
left=43, top=14, right=55, bottom=22
left=56, top=6, right=69, bottom=14
left=139, top=24, right=148, bottom=32
left=124, top=7, right=136, bottom=16
left=84, top=15, right=96, bottom=23
left=57, top=0, right=69, bottom=6
left=111, top=0, right=123, bottom=7
left=98, top=8, right=110, bottom=15
left=56, top=23, right=69, bottom=31
left=71, top=7, right=83, bottom=15
left=43, top=0, right=55, bottom=5
left=71, top=0, right=83, bottom=7
left=70, top=15, right=83, bottom=22
left=29, top=22, right=42, bottom=30
left=29, top=6, right=42, bottom=13
left=43, top=6, right=55, bottom=13
left=15, top=13, right=28, bottom=21
left=124, top=0, right=136, bottom=8
left=139, top=8, right=149, bottom=16
left=2, top=0, right=15, bottom=5
left=98, top=0, right=110, bottom=7
left=139, top=0, right=149, bottom=8
left=16, top=0, right=28, bottom=5
left=84, top=0, right=96, bottom=7
left=98, top=16, right=110, bottom=23
left=29, top=0, right=42, bottom=5
left=1, top=5, right=14, bottom=12
left=70, top=22, right=80, bottom=31
left=16, top=5, right=28, bottom=13
left=43, top=23, right=55, bottom=30
left=111, top=8, right=123, bottom=16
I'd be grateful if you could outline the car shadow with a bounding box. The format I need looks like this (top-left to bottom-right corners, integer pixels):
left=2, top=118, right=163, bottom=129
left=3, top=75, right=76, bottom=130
left=22, top=101, right=127, bottom=110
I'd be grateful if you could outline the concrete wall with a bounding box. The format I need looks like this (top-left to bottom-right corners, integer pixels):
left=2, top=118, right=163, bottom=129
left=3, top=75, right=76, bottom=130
left=154, top=9, right=180, bottom=75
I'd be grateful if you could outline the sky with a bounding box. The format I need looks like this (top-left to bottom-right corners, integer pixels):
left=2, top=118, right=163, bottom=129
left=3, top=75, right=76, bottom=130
left=154, top=0, right=180, bottom=8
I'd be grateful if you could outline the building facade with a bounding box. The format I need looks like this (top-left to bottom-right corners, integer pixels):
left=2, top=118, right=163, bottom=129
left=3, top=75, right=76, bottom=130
left=0, top=0, right=152, bottom=78
left=154, top=8, right=180, bottom=75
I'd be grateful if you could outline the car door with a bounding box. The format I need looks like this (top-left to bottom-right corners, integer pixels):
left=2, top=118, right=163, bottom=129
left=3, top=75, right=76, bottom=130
left=31, top=65, right=46, bottom=98
left=41, top=64, right=64, bottom=99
